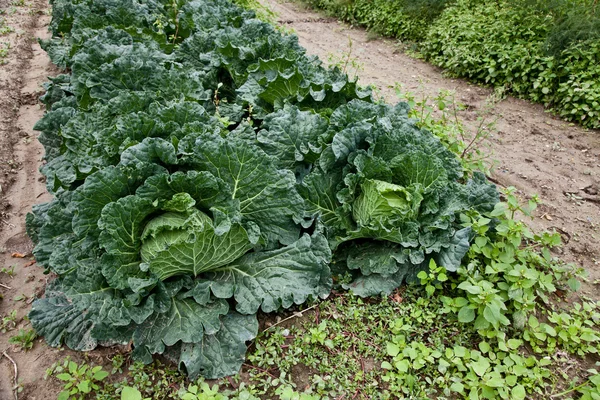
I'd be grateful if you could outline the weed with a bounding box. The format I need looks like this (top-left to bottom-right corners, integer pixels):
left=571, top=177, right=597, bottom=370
left=0, top=265, right=16, bottom=277
left=416, top=259, right=448, bottom=297
left=245, top=293, right=421, bottom=398
left=1, top=310, right=18, bottom=333
left=13, top=293, right=30, bottom=302
left=8, top=328, right=37, bottom=351
left=327, top=37, right=363, bottom=81
left=47, top=358, right=110, bottom=400
left=178, top=381, right=229, bottom=400
left=525, top=302, right=600, bottom=356
left=393, top=84, right=496, bottom=175
left=110, top=354, right=126, bottom=374
left=97, top=360, right=186, bottom=399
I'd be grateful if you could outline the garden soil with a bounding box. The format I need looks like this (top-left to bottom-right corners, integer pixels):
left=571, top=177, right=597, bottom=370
left=0, top=0, right=598, bottom=398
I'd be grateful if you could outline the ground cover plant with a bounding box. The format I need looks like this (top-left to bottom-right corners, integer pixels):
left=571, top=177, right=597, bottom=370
left=27, top=0, right=600, bottom=397
left=299, top=0, right=600, bottom=129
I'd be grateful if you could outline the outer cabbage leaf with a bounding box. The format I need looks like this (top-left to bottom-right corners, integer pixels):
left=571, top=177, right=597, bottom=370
left=435, top=227, right=471, bottom=272
left=72, top=165, right=163, bottom=244
left=345, top=242, right=408, bottom=277
left=237, top=57, right=371, bottom=117
left=342, top=221, right=421, bottom=249
left=329, top=99, right=393, bottom=130
left=179, top=312, right=259, bottom=380
left=257, top=105, right=328, bottom=170
left=183, top=132, right=304, bottom=246
left=29, top=295, right=97, bottom=351
left=195, top=233, right=331, bottom=315
left=343, top=268, right=408, bottom=297
left=297, top=166, right=353, bottom=241
left=132, top=298, right=229, bottom=357
left=28, top=197, right=75, bottom=272
left=29, top=259, right=134, bottom=350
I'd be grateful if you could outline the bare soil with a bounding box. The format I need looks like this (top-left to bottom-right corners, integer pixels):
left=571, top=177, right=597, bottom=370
left=0, top=1, right=112, bottom=399
left=262, top=0, right=600, bottom=298
left=0, top=0, right=598, bottom=398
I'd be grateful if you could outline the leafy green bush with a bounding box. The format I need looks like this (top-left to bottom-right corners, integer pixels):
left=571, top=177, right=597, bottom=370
left=422, top=1, right=551, bottom=92
left=304, top=0, right=453, bottom=41
left=505, top=0, right=600, bottom=56
left=553, top=40, right=600, bottom=128
left=304, top=0, right=600, bottom=129
left=423, top=0, right=600, bottom=129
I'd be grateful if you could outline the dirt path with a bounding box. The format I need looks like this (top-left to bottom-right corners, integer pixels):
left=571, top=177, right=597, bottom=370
left=0, top=1, right=76, bottom=398
left=262, top=0, right=600, bottom=297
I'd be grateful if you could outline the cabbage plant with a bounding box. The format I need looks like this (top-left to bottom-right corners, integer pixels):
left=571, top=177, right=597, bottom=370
left=28, top=0, right=498, bottom=380
left=295, top=100, right=498, bottom=296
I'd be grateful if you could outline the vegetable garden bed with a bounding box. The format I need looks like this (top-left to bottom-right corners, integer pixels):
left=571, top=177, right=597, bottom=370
left=0, top=0, right=597, bottom=398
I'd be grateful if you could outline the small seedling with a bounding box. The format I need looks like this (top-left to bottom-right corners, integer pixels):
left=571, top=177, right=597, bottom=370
left=0, top=18, right=14, bottom=35
left=1, top=310, right=18, bottom=332
left=110, top=354, right=125, bottom=374
left=13, top=293, right=29, bottom=302
left=416, top=259, right=448, bottom=297
left=1, top=265, right=16, bottom=277
left=8, top=328, right=37, bottom=351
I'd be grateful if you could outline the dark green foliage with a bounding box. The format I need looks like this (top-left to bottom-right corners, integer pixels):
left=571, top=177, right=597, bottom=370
left=31, top=0, right=344, bottom=380
left=423, top=0, right=600, bottom=129
left=305, top=0, right=454, bottom=41
left=505, top=0, right=600, bottom=56
left=29, top=0, right=498, bottom=381
left=552, top=40, right=600, bottom=126
left=422, top=1, right=552, bottom=95
left=305, top=0, right=600, bottom=129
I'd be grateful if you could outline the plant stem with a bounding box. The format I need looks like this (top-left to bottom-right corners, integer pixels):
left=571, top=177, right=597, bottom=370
left=262, top=303, right=320, bottom=332
left=550, top=381, right=588, bottom=398
left=2, top=351, right=18, bottom=400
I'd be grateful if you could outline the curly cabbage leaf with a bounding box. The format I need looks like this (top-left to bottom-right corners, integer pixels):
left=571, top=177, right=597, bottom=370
left=299, top=100, right=499, bottom=296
